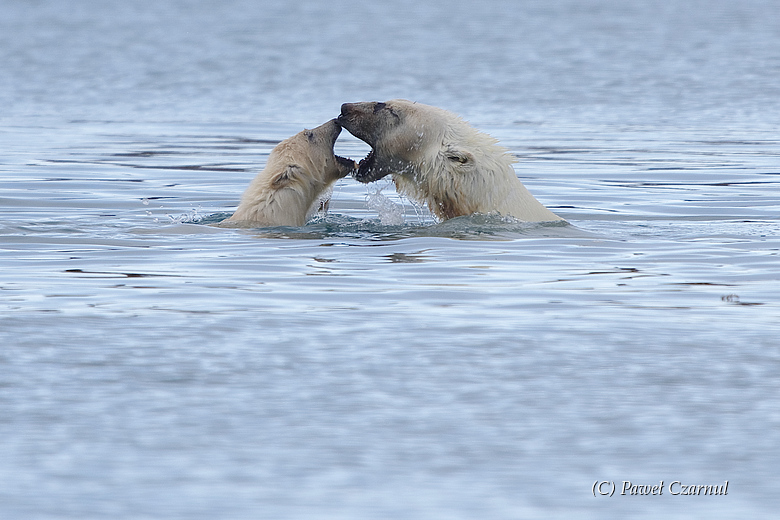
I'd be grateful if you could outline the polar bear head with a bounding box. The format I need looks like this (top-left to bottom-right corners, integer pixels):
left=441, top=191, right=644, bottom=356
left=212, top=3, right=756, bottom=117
left=225, top=119, right=355, bottom=226
left=337, top=99, right=468, bottom=184
left=338, top=100, right=563, bottom=222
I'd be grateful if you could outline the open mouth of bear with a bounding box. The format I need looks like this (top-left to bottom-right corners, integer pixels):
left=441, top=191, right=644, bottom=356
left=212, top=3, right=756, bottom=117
left=353, top=149, right=389, bottom=183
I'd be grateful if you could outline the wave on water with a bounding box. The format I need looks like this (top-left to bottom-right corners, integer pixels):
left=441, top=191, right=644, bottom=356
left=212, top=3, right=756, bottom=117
left=195, top=211, right=575, bottom=241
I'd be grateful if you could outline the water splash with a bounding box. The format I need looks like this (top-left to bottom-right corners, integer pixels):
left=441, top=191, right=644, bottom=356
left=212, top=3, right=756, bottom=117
left=167, top=206, right=205, bottom=224
left=366, top=187, right=404, bottom=226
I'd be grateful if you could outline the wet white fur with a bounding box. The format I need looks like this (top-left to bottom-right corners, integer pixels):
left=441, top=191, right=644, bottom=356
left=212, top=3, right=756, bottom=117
left=380, top=100, right=563, bottom=222
left=222, top=123, right=350, bottom=226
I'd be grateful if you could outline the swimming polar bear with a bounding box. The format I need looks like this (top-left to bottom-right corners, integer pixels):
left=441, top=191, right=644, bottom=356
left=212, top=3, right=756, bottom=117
left=337, top=100, right=563, bottom=222
left=222, top=119, right=355, bottom=226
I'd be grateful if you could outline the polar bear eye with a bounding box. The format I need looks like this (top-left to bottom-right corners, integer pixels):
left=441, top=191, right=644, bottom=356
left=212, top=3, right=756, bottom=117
left=304, top=130, right=314, bottom=141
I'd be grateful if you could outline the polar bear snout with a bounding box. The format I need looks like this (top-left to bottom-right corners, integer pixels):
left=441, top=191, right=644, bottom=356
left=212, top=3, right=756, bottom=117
left=339, top=102, right=366, bottom=118
left=337, top=102, right=380, bottom=145
left=312, top=119, right=355, bottom=177
left=337, top=102, right=357, bottom=124
left=338, top=101, right=382, bottom=120
left=310, top=118, right=343, bottom=146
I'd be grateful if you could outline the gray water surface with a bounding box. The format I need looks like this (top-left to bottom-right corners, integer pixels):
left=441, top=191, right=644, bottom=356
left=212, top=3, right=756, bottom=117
left=2, top=1, right=779, bottom=519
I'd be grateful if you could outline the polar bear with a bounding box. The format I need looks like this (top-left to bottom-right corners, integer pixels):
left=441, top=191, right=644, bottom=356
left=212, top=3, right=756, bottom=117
left=222, top=119, right=355, bottom=226
left=337, top=100, right=563, bottom=222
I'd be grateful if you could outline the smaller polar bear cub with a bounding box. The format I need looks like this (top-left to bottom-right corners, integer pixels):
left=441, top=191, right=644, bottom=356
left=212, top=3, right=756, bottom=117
left=222, top=119, right=355, bottom=226
left=338, top=99, right=564, bottom=222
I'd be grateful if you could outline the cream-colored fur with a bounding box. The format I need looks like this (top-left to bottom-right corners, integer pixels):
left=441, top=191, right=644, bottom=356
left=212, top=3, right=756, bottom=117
left=338, top=99, right=563, bottom=222
left=222, top=119, right=354, bottom=226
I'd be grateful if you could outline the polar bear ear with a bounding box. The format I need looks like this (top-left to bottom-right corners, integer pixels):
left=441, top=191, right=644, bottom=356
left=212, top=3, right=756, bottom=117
left=272, top=165, right=302, bottom=188
left=444, top=147, right=475, bottom=167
